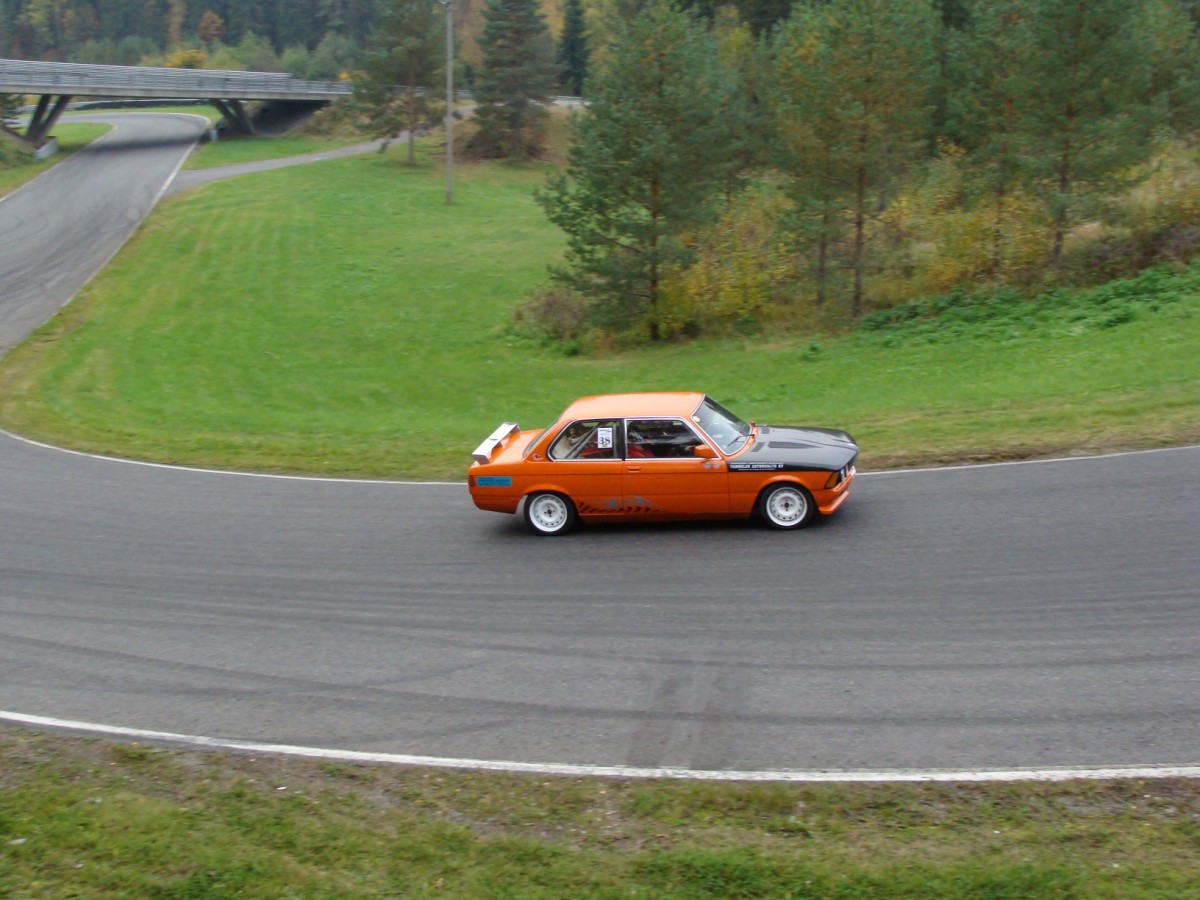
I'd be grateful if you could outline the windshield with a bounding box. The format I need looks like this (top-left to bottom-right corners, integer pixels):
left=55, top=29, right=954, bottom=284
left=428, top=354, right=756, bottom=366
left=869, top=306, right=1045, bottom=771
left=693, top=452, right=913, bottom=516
left=691, top=396, right=752, bottom=454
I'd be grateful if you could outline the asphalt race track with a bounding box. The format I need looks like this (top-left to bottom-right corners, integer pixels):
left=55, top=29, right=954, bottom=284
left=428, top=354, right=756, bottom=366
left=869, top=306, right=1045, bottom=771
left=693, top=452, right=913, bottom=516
left=0, top=112, right=207, bottom=355
left=1, top=115, right=1198, bottom=776
left=3, top=433, right=1198, bottom=773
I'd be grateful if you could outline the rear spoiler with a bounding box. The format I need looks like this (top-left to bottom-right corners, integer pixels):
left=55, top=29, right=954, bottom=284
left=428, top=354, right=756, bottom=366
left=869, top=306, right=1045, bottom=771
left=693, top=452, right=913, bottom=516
left=471, top=422, right=520, bottom=464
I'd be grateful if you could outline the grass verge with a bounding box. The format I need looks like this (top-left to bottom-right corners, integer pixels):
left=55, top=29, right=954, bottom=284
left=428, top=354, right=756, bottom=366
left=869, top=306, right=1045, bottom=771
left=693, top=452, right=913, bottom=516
left=2, top=728, right=1198, bottom=898
left=0, top=123, right=110, bottom=198
left=0, top=140, right=1197, bottom=480
left=184, top=131, right=375, bottom=170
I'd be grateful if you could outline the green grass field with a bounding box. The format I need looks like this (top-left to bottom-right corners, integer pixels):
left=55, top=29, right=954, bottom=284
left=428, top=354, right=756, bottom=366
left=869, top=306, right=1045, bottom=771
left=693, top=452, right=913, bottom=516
left=0, top=143, right=1196, bottom=479
left=3, top=729, right=1198, bottom=898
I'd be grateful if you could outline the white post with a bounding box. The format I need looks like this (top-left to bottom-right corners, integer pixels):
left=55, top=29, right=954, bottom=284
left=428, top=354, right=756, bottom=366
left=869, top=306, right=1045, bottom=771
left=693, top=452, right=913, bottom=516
left=443, top=0, right=454, bottom=205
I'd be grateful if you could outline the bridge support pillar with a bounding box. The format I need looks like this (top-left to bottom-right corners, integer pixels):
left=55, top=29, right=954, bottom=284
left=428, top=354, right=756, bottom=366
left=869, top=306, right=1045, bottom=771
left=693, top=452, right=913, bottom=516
left=211, top=98, right=255, bottom=136
left=0, top=93, right=72, bottom=151
left=27, top=94, right=73, bottom=144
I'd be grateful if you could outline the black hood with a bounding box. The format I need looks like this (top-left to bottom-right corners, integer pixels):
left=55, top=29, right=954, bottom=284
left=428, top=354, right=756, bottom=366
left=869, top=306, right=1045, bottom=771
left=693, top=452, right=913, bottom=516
left=727, top=425, right=858, bottom=473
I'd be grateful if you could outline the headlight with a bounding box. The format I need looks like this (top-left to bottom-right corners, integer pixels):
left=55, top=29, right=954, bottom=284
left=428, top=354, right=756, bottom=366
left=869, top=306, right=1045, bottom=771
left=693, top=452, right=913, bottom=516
left=824, top=466, right=851, bottom=489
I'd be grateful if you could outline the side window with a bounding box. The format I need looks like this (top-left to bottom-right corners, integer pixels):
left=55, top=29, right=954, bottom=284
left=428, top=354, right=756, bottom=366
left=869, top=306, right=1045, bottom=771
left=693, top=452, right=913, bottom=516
left=626, top=419, right=703, bottom=459
left=549, top=419, right=619, bottom=460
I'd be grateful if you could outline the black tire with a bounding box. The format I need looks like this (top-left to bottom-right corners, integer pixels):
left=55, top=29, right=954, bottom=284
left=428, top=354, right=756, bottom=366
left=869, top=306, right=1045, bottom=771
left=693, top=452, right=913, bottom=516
left=523, top=491, right=578, bottom=536
left=757, top=483, right=816, bottom=530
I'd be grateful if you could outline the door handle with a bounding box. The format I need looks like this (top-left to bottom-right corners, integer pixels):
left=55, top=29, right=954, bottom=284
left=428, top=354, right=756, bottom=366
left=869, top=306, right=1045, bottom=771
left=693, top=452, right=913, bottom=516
left=627, top=466, right=642, bottom=472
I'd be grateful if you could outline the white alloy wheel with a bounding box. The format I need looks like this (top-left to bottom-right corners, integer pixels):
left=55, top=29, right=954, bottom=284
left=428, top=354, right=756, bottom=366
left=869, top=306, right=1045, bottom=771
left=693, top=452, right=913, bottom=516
left=523, top=492, right=577, bottom=536
left=759, top=483, right=815, bottom=530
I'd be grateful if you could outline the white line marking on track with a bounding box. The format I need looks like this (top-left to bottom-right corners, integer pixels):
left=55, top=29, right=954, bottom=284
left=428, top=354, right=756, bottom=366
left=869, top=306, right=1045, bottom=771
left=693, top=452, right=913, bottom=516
left=152, top=113, right=210, bottom=206
left=864, top=443, right=1199, bottom=476
left=3, top=712, right=1197, bottom=783
left=4, top=425, right=1194, bottom=486
left=0, top=427, right=461, bottom=486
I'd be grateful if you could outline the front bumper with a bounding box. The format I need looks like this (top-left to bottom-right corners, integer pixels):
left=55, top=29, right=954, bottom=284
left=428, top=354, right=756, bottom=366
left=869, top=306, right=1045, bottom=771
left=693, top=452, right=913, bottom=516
left=815, top=466, right=855, bottom=515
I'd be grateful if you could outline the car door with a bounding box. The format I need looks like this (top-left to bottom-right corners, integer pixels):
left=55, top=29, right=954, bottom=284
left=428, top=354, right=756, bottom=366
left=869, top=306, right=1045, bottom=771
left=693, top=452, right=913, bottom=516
left=542, top=418, right=625, bottom=516
left=622, top=418, right=728, bottom=516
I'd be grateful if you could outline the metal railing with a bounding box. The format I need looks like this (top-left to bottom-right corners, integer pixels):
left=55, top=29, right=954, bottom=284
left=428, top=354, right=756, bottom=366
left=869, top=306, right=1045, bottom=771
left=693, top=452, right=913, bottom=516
left=0, top=58, right=350, bottom=101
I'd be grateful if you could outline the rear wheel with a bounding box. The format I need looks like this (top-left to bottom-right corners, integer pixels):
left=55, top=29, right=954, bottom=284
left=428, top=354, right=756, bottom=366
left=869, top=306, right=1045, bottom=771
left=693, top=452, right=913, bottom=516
left=523, top=492, right=577, bottom=536
left=758, top=483, right=815, bottom=530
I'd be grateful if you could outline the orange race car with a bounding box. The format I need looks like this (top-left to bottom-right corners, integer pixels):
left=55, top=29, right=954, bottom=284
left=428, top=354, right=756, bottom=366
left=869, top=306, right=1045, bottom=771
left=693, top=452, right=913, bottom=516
left=468, top=392, right=858, bottom=535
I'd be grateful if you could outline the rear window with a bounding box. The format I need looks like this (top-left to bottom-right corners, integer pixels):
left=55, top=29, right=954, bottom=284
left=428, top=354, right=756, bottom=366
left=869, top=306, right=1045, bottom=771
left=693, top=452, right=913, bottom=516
left=548, top=419, right=620, bottom=460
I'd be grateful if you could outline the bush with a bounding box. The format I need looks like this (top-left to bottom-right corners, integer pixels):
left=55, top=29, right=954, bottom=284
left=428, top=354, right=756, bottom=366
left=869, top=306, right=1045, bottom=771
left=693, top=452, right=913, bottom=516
left=657, top=188, right=792, bottom=337
left=0, top=142, right=30, bottom=169
left=869, top=145, right=1047, bottom=305
left=465, top=122, right=549, bottom=161
left=512, top=283, right=589, bottom=346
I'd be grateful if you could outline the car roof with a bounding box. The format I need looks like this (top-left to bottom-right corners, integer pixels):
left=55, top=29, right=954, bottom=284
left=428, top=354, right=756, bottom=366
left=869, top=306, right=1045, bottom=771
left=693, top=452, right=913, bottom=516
left=556, top=392, right=706, bottom=422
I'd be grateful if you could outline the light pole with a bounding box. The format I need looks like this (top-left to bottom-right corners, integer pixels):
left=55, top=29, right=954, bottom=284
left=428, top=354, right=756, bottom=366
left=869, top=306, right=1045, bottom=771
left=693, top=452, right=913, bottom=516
left=442, top=0, right=454, bottom=205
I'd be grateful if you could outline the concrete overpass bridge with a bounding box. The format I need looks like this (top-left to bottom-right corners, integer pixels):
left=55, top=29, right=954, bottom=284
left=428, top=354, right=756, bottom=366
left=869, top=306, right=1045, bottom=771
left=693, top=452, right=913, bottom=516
left=0, top=58, right=351, bottom=149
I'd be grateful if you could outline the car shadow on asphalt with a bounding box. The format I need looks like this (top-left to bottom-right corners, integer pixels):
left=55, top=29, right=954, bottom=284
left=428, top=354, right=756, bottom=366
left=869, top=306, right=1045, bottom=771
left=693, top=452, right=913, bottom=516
left=486, top=510, right=841, bottom=542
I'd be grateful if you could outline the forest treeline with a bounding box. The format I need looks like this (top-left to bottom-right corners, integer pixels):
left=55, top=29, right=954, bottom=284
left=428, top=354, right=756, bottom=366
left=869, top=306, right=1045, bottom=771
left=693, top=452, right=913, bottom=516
left=5, top=0, right=1200, bottom=343
left=527, top=0, right=1200, bottom=343
left=1, top=0, right=376, bottom=78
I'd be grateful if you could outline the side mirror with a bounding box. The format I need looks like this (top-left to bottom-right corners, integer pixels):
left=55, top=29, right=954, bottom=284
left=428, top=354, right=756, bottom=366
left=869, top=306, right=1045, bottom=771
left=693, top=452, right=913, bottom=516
left=693, top=444, right=718, bottom=459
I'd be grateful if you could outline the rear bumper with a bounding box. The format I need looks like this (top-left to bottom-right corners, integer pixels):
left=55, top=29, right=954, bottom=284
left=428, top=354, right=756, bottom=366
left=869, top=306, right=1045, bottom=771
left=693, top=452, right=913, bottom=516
left=469, top=488, right=520, bottom=515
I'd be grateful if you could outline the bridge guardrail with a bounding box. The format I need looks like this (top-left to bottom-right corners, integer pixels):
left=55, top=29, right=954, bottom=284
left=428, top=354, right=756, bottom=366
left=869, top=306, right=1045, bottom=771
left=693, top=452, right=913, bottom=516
left=0, top=58, right=350, bottom=100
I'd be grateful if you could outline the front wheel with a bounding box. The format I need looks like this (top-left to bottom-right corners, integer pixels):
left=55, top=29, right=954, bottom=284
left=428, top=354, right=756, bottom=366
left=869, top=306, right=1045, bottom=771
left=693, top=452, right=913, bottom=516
left=523, top=491, right=578, bottom=536
left=757, top=483, right=816, bottom=530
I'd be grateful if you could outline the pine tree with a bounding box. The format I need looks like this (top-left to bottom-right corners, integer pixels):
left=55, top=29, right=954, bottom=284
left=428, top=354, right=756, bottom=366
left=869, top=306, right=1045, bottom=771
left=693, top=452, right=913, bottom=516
left=734, top=0, right=794, bottom=36
left=947, top=0, right=1025, bottom=274
left=470, top=0, right=557, bottom=159
left=536, top=0, right=739, bottom=340
left=929, top=0, right=969, bottom=145
left=1140, top=0, right=1200, bottom=137
left=356, top=0, right=444, bottom=166
left=772, top=7, right=846, bottom=308
left=275, top=0, right=322, bottom=50
left=712, top=11, right=771, bottom=198
left=320, top=0, right=377, bottom=45
left=1013, top=0, right=1153, bottom=263
left=773, top=0, right=937, bottom=316
left=557, top=0, right=589, bottom=96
